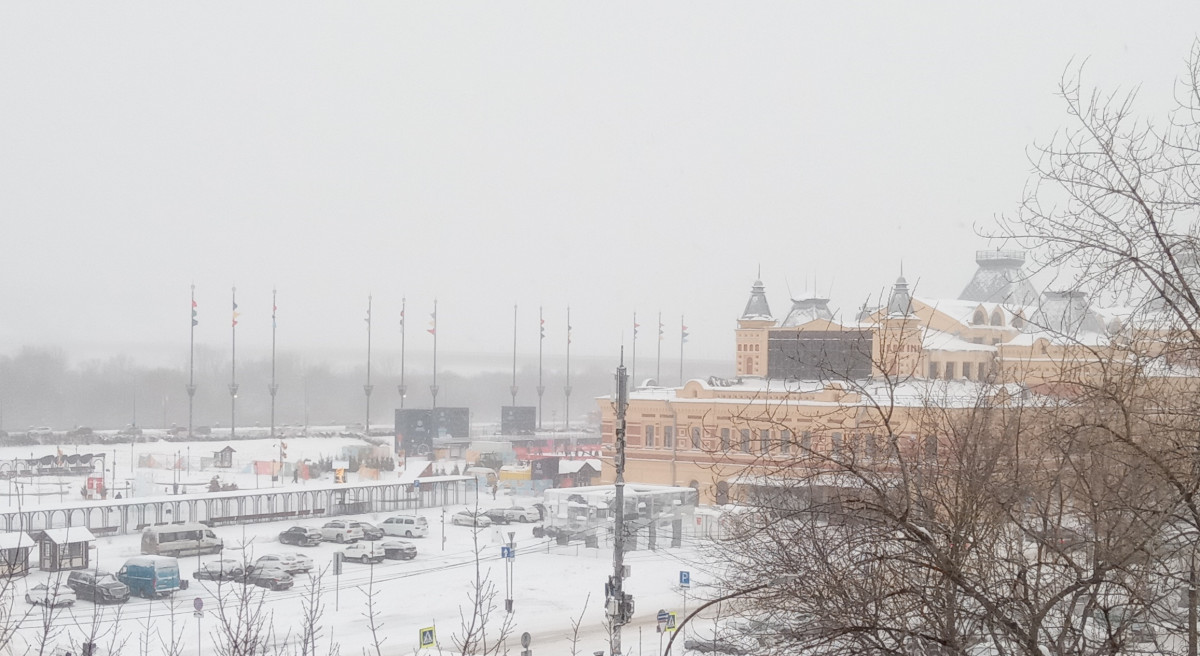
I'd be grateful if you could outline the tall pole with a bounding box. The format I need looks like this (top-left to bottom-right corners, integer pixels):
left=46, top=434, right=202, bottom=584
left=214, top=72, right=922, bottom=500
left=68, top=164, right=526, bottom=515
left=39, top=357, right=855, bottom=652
left=679, top=315, right=687, bottom=386
left=398, top=297, right=407, bottom=408
left=229, top=287, right=239, bottom=438
left=564, top=307, right=572, bottom=431
left=631, top=312, right=638, bottom=389
left=510, top=304, right=518, bottom=407
left=187, top=285, right=197, bottom=439
left=269, top=289, right=279, bottom=439
left=429, top=300, right=439, bottom=409
left=607, top=349, right=631, bottom=655
left=537, top=307, right=545, bottom=430
left=364, top=295, right=374, bottom=434
left=656, top=312, right=663, bottom=384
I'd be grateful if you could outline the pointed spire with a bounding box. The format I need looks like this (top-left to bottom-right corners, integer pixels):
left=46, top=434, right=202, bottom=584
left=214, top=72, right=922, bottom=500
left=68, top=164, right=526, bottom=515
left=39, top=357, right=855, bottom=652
left=741, top=276, right=773, bottom=320
left=887, top=273, right=915, bottom=317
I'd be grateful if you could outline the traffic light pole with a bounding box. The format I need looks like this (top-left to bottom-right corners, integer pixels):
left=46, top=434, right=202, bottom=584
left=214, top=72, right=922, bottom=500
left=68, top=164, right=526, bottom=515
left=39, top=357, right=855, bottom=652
left=606, top=349, right=632, bottom=655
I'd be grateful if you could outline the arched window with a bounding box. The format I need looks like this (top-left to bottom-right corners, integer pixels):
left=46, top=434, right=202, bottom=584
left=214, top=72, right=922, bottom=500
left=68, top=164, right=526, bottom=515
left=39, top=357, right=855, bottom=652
left=991, top=309, right=1004, bottom=326
left=973, top=309, right=986, bottom=325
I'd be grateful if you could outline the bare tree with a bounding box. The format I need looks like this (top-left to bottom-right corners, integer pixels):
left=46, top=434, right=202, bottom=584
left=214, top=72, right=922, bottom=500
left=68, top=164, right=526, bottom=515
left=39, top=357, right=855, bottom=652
left=452, top=504, right=514, bottom=656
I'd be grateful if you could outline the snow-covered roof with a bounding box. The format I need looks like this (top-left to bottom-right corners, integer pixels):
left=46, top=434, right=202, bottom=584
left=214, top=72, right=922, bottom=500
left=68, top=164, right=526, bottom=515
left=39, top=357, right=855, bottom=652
left=922, top=327, right=998, bottom=353
left=558, top=459, right=602, bottom=474
left=780, top=296, right=834, bottom=327
left=41, top=527, right=95, bottom=544
left=959, top=250, right=1041, bottom=306
left=0, top=532, right=33, bottom=550
left=741, top=279, right=773, bottom=321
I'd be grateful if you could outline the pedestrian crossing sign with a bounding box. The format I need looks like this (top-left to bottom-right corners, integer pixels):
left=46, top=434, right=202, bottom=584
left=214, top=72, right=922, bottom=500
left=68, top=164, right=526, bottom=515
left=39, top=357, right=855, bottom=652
left=419, top=627, right=436, bottom=648
left=666, top=613, right=677, bottom=632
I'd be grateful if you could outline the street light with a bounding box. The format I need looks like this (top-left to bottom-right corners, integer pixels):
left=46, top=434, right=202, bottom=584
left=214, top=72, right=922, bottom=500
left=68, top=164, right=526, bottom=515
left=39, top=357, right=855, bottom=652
left=662, top=575, right=796, bottom=655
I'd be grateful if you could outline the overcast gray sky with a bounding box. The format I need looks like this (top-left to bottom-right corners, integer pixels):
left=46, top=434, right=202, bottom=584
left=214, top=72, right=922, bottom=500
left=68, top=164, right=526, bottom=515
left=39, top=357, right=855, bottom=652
left=2, top=3, right=1199, bottom=370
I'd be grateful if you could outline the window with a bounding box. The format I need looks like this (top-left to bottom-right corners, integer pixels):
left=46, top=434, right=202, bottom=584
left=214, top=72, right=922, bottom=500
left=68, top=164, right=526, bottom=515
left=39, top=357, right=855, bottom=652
left=866, top=433, right=878, bottom=460
left=740, top=429, right=751, bottom=453
left=944, top=362, right=955, bottom=380
left=760, top=429, right=770, bottom=454
left=991, top=309, right=1004, bottom=326
left=691, top=427, right=702, bottom=450
left=781, top=429, right=792, bottom=455
left=831, top=432, right=843, bottom=458
left=664, top=425, right=674, bottom=449
left=973, top=309, right=986, bottom=325
left=800, top=430, right=812, bottom=452
left=928, top=362, right=938, bottom=379
left=721, top=428, right=730, bottom=451
left=925, top=436, right=939, bottom=461
left=645, top=425, right=655, bottom=447
left=962, top=362, right=972, bottom=380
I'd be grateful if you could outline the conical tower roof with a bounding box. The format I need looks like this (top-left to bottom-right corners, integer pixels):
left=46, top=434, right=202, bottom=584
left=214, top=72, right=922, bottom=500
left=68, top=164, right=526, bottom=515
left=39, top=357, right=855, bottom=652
left=888, top=275, right=915, bottom=317
left=959, top=250, right=1040, bottom=306
left=741, top=279, right=773, bottom=321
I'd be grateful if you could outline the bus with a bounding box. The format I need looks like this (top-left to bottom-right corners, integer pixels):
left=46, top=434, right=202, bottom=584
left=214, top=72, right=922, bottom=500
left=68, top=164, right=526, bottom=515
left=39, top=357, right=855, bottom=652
left=140, top=523, right=223, bottom=557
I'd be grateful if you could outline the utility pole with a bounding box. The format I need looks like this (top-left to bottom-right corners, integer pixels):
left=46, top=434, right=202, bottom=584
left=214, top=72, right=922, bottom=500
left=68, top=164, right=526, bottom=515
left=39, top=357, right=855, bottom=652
left=510, top=304, right=519, bottom=408
left=537, top=306, right=545, bottom=430
left=364, top=295, right=374, bottom=434
left=187, top=285, right=197, bottom=439
left=605, top=350, right=633, bottom=654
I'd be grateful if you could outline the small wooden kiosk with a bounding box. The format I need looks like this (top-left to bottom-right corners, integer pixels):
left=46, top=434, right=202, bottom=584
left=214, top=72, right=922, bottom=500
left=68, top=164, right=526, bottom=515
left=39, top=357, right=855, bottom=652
left=213, top=446, right=236, bottom=469
left=37, top=527, right=94, bottom=572
left=0, top=532, right=34, bottom=577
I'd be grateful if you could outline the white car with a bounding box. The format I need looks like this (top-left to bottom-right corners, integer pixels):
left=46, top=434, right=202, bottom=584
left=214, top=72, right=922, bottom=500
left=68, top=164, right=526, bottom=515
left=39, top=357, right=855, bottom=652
left=501, top=506, right=539, bottom=523
left=341, top=541, right=386, bottom=564
left=381, top=515, right=429, bottom=538
left=26, top=582, right=76, bottom=607
left=254, top=553, right=313, bottom=575
left=451, top=510, right=493, bottom=528
left=321, top=520, right=365, bottom=543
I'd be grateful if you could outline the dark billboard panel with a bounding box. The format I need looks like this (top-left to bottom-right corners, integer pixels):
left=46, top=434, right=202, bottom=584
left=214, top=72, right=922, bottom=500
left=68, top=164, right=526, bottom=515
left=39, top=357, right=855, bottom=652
left=501, top=406, right=536, bottom=435
left=433, top=407, right=470, bottom=439
left=395, top=409, right=433, bottom=457
left=767, top=329, right=874, bottom=381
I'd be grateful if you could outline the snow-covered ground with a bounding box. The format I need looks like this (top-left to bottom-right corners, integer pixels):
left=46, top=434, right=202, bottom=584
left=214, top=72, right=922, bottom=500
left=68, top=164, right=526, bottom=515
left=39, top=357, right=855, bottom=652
left=0, top=436, right=716, bottom=656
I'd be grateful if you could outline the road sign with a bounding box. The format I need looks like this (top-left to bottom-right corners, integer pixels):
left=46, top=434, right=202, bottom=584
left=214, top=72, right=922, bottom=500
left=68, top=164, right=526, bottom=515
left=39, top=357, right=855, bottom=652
left=193, top=597, right=204, bottom=612
left=679, top=570, right=690, bottom=587
left=520, top=632, right=531, bottom=648
left=333, top=552, right=343, bottom=576
left=413, top=479, right=421, bottom=490
left=501, top=546, right=513, bottom=559
left=657, top=609, right=669, bottom=623
left=419, top=626, right=436, bottom=648
left=666, top=612, right=677, bottom=632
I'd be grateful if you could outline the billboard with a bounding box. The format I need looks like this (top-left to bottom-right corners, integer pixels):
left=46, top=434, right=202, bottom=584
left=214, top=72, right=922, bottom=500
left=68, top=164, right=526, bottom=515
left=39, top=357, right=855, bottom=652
left=395, top=409, right=433, bottom=457
left=501, top=406, right=536, bottom=435
left=767, top=329, right=874, bottom=381
left=433, top=407, right=470, bottom=439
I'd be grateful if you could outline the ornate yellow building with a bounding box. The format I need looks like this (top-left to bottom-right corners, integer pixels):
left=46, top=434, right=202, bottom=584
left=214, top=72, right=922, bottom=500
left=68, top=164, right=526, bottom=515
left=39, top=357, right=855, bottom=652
left=597, top=250, right=1158, bottom=504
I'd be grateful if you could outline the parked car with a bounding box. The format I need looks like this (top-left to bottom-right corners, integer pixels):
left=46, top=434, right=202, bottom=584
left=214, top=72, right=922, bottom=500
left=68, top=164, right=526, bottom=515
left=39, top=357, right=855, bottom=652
left=483, top=509, right=512, bottom=525
left=193, top=559, right=247, bottom=582
left=278, top=526, right=323, bottom=547
left=254, top=553, right=313, bottom=575
left=381, top=540, right=417, bottom=560
left=380, top=515, right=428, bottom=538
left=246, top=564, right=294, bottom=591
left=320, top=520, right=365, bottom=543
left=118, top=555, right=181, bottom=598
left=451, top=510, right=492, bottom=528
left=357, top=522, right=385, bottom=541
left=26, top=581, right=76, bottom=607
left=341, top=542, right=386, bottom=564
left=67, top=570, right=130, bottom=604
left=501, top=506, right=540, bottom=523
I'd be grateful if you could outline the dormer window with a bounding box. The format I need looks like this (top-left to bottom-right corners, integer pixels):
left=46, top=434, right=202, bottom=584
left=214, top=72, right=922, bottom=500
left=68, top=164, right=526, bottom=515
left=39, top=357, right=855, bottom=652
left=990, top=309, right=1004, bottom=326
left=972, top=309, right=986, bottom=325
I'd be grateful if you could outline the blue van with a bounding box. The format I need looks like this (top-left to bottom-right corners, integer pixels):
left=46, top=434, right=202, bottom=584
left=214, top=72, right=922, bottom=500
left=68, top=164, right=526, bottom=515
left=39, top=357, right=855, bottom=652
left=117, top=555, right=181, bottom=598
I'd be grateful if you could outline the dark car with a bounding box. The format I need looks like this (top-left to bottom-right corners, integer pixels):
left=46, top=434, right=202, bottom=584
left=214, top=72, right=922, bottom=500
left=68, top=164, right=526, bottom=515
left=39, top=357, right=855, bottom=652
left=66, top=570, right=130, bottom=604
left=381, top=540, right=418, bottom=560
left=193, top=559, right=247, bottom=582
left=279, top=526, right=323, bottom=547
left=246, top=564, right=293, bottom=591
left=483, top=509, right=512, bottom=525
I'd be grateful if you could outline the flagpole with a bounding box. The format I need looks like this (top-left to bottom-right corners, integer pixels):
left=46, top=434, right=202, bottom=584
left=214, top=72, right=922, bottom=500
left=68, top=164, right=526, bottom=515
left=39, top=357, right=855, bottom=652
left=537, top=306, right=545, bottom=430
left=510, top=304, right=518, bottom=407
left=187, top=285, right=197, bottom=439
left=364, top=295, right=373, bottom=435
left=429, top=300, right=439, bottom=409
left=631, top=312, right=638, bottom=389
left=269, top=289, right=279, bottom=441
left=564, top=306, right=572, bottom=431
left=656, top=311, right=663, bottom=384
left=229, top=287, right=239, bottom=439
left=398, top=297, right=407, bottom=409
left=680, top=315, right=686, bottom=386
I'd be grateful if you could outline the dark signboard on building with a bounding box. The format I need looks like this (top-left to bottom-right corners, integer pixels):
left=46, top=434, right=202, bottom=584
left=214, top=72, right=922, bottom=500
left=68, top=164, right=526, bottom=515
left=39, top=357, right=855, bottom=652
left=767, top=329, right=874, bottom=381
left=433, top=407, right=470, bottom=439
left=530, top=456, right=559, bottom=480
left=501, top=406, right=536, bottom=435
left=395, top=409, right=433, bottom=457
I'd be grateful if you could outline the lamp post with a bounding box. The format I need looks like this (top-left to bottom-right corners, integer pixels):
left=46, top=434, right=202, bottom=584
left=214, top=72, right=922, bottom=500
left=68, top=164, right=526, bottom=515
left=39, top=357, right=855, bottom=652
left=662, top=575, right=796, bottom=656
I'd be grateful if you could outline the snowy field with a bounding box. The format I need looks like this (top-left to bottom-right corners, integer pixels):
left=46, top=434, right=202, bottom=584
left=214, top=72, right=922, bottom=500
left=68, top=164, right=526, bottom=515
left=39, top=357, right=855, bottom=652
left=0, top=436, right=717, bottom=656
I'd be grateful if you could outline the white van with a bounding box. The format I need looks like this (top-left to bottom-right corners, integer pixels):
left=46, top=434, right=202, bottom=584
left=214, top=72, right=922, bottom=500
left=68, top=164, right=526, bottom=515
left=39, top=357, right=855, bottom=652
left=380, top=515, right=429, bottom=538
left=140, top=523, right=223, bottom=557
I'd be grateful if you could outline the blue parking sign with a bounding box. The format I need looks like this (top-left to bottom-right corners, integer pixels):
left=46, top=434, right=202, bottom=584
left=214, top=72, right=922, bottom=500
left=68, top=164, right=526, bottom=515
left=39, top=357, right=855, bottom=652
left=679, top=570, right=690, bottom=587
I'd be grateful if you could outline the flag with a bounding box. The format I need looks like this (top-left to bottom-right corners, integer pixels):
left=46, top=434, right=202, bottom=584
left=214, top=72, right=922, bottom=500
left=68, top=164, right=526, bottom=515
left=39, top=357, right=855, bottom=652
left=365, top=301, right=372, bottom=325
left=658, top=320, right=664, bottom=341
left=232, top=299, right=239, bottom=327
left=568, top=322, right=573, bottom=345
left=192, top=299, right=198, bottom=327
left=427, top=309, right=436, bottom=336
left=633, top=316, right=639, bottom=338
left=399, top=306, right=405, bottom=328
left=681, top=321, right=689, bottom=344
left=539, top=317, right=545, bottom=340
left=272, top=299, right=277, bottom=329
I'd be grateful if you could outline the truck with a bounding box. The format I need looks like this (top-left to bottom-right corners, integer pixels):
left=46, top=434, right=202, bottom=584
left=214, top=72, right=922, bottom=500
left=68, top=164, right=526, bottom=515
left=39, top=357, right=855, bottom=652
left=117, top=555, right=182, bottom=598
